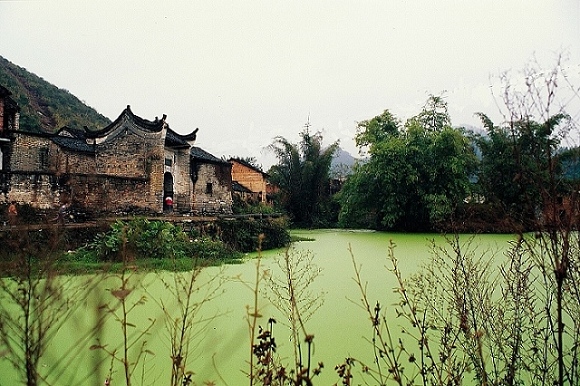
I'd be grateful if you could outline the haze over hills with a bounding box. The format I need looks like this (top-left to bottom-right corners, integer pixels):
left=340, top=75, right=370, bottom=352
left=0, top=55, right=361, bottom=169
left=0, top=55, right=111, bottom=133
left=333, top=146, right=358, bottom=166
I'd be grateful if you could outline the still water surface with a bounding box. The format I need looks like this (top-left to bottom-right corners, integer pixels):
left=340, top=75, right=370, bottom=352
left=0, top=230, right=515, bottom=385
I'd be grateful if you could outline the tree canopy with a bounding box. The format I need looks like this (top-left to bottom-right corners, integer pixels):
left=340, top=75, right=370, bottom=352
left=268, top=129, right=339, bottom=227
left=338, top=96, right=478, bottom=231
left=472, top=112, right=570, bottom=225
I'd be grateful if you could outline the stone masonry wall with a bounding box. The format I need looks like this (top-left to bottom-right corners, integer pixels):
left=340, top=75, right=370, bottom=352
left=2, top=133, right=60, bottom=208
left=94, top=126, right=166, bottom=213
left=9, top=133, right=55, bottom=173
left=55, top=149, right=96, bottom=175
left=171, top=148, right=193, bottom=212
left=192, top=163, right=232, bottom=213
left=3, top=173, right=60, bottom=209
left=2, top=117, right=232, bottom=215
left=96, top=130, right=158, bottom=178
left=69, top=174, right=151, bottom=213
left=3, top=128, right=167, bottom=213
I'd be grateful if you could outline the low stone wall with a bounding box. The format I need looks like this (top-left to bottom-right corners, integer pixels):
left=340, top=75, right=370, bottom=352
left=1, top=172, right=60, bottom=209
left=0, top=171, right=163, bottom=214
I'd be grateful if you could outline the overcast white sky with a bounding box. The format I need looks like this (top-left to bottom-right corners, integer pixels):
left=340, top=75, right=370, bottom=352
left=1, top=0, right=579, bottom=167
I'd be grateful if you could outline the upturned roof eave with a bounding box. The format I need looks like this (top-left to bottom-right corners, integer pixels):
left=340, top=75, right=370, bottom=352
left=85, top=105, right=165, bottom=138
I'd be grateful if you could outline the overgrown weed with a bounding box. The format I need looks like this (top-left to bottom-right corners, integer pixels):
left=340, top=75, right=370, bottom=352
left=343, top=231, right=580, bottom=386
left=242, top=236, right=324, bottom=385
left=154, top=256, right=227, bottom=386
left=0, top=225, right=100, bottom=385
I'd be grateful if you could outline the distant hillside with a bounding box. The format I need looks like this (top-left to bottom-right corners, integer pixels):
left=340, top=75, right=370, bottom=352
left=331, top=147, right=359, bottom=178
left=0, top=55, right=111, bottom=133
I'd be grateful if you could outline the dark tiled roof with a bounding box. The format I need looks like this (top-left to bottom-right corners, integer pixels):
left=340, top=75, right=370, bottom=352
left=84, top=106, right=199, bottom=149
left=232, top=181, right=253, bottom=193
left=165, top=126, right=198, bottom=149
left=51, top=136, right=95, bottom=154
left=86, top=105, right=165, bottom=138
left=165, top=129, right=190, bottom=148
left=190, top=146, right=228, bottom=164
left=180, top=128, right=198, bottom=142
left=55, top=126, right=89, bottom=139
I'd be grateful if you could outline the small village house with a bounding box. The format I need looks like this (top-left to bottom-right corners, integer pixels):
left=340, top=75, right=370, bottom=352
left=229, top=158, right=274, bottom=205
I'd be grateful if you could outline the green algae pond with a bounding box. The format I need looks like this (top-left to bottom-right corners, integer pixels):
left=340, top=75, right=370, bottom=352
left=0, top=230, right=517, bottom=385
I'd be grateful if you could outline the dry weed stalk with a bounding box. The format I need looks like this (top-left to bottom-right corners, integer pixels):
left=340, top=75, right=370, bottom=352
left=345, top=229, right=580, bottom=386
left=91, top=269, right=156, bottom=386
left=90, top=226, right=155, bottom=386
left=345, top=240, right=454, bottom=386
left=154, top=257, right=226, bottom=386
left=243, top=236, right=323, bottom=386
left=266, top=246, right=324, bottom=385
left=0, top=225, right=97, bottom=386
left=496, top=54, right=580, bottom=385
left=241, top=234, right=268, bottom=386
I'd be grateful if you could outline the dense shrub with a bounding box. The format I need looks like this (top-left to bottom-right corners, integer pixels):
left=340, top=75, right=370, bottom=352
left=77, top=218, right=239, bottom=262
left=216, top=217, right=291, bottom=252
left=185, top=236, right=239, bottom=260
left=84, top=219, right=184, bottom=260
left=0, top=222, right=107, bottom=263
left=232, top=195, right=279, bottom=215
left=440, top=202, right=517, bottom=233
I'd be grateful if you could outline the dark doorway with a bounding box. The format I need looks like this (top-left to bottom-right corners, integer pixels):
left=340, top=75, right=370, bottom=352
left=163, top=172, right=174, bottom=211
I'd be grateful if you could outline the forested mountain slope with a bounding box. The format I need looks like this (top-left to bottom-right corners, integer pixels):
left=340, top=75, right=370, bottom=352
left=0, top=55, right=110, bottom=132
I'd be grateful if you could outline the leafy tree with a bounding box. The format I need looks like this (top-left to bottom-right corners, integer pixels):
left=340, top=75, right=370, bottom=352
left=338, top=96, right=477, bottom=231
left=268, top=129, right=339, bottom=227
left=406, top=94, right=451, bottom=132
left=354, top=109, right=401, bottom=149
left=472, top=113, right=568, bottom=226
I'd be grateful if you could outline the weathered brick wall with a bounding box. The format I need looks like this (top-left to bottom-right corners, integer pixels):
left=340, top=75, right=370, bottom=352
left=3, top=128, right=167, bottom=213
left=96, top=130, right=160, bottom=178
left=69, top=174, right=153, bottom=213
left=92, top=126, right=166, bottom=213
left=172, top=148, right=193, bottom=212
left=55, top=149, right=96, bottom=175
left=9, top=133, right=55, bottom=173
left=2, top=133, right=60, bottom=207
left=2, top=115, right=233, bottom=216
left=2, top=173, right=60, bottom=209
left=9, top=133, right=95, bottom=175
left=1, top=171, right=162, bottom=213
left=192, top=163, right=233, bottom=213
